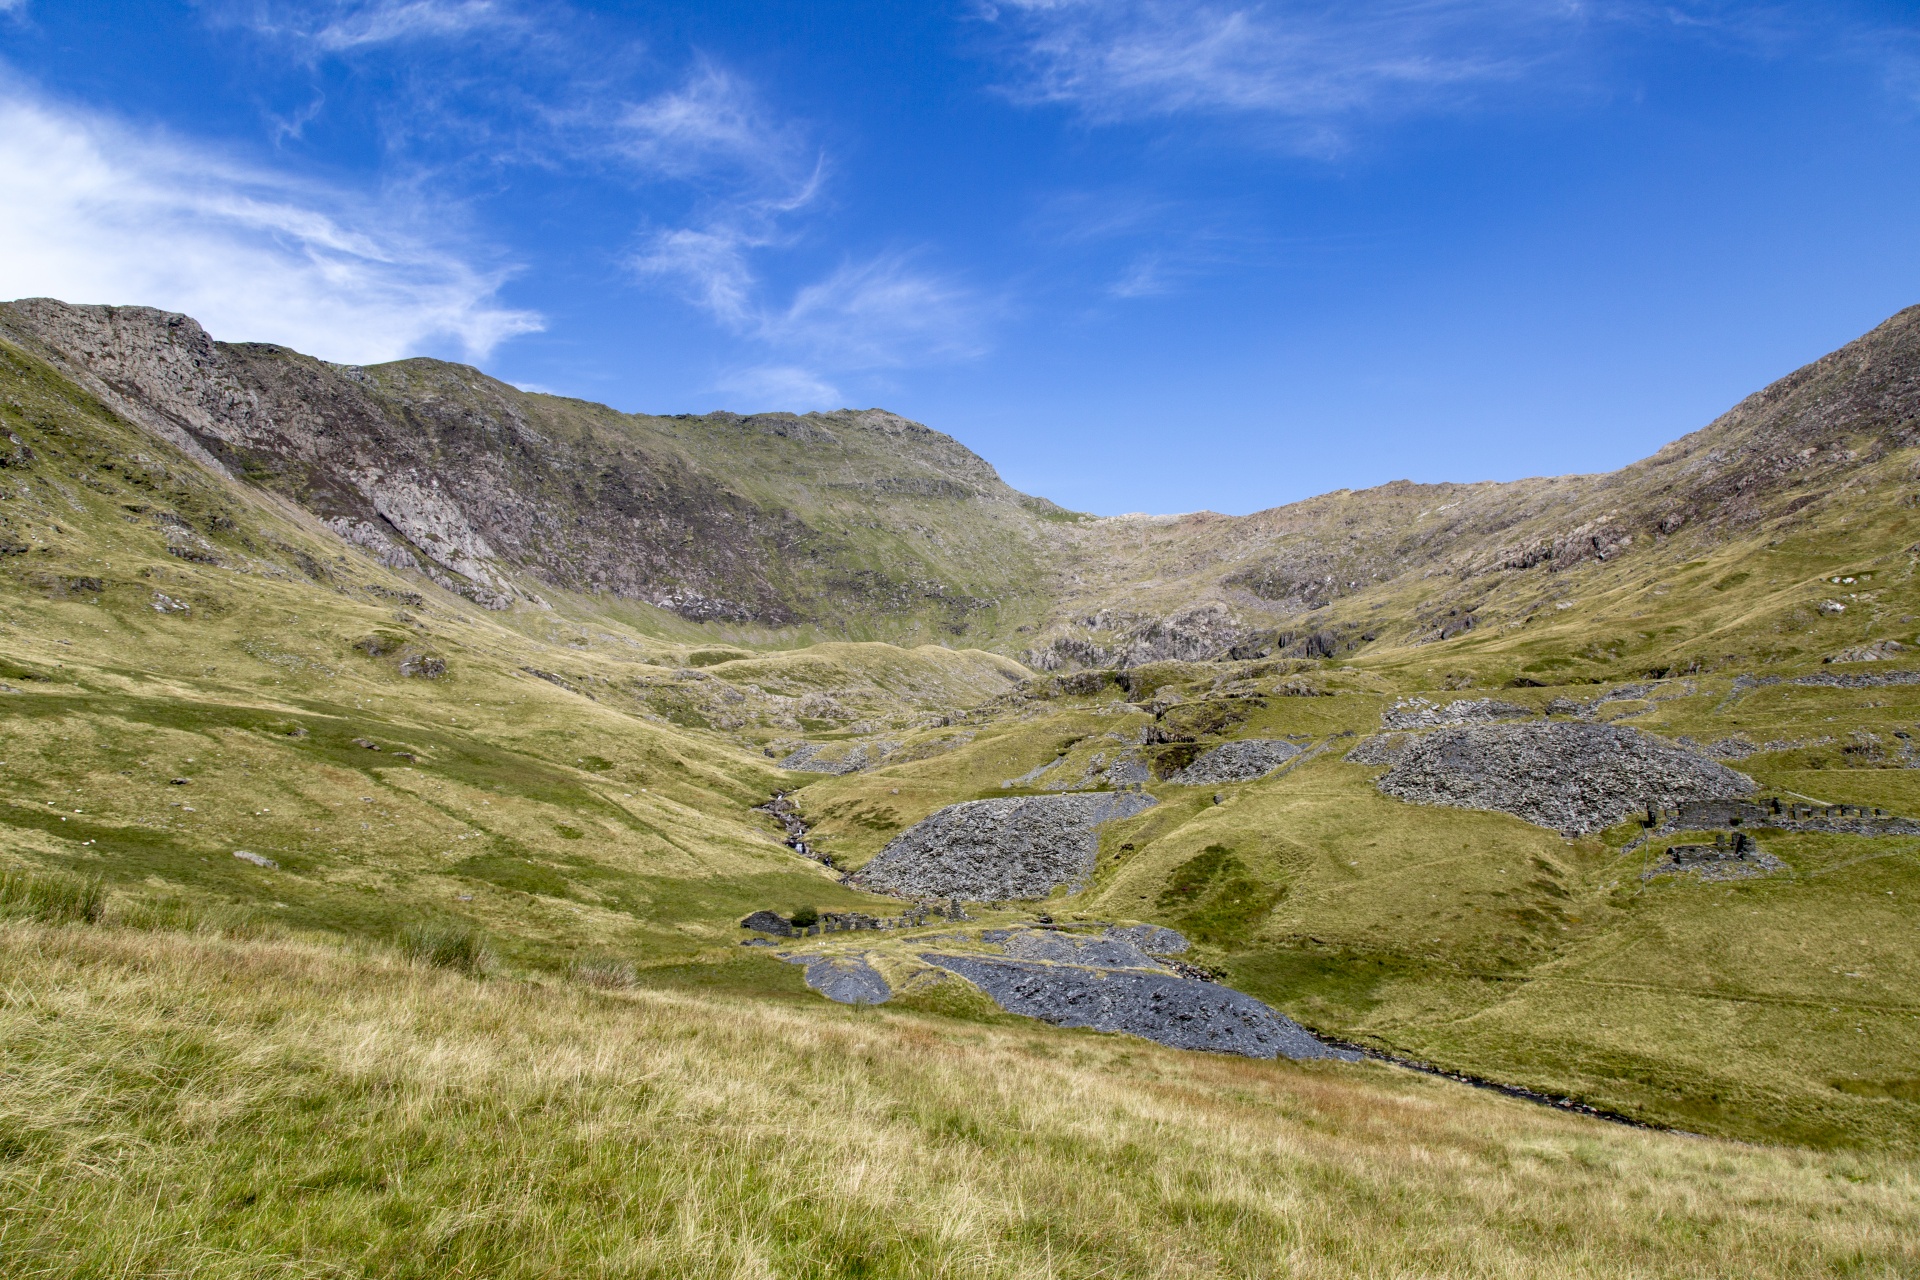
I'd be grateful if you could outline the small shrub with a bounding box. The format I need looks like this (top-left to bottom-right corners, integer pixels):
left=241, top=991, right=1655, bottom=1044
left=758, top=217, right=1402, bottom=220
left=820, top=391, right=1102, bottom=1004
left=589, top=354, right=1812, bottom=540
left=400, top=922, right=495, bottom=975
left=0, top=869, right=106, bottom=924
left=788, top=905, right=819, bottom=929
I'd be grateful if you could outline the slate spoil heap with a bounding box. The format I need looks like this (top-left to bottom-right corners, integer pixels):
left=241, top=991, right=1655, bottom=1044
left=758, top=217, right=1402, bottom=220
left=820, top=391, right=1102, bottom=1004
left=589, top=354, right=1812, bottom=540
left=850, top=791, right=1157, bottom=900
left=1165, top=739, right=1302, bottom=784
left=921, top=929, right=1356, bottom=1061
left=1361, top=722, right=1755, bottom=835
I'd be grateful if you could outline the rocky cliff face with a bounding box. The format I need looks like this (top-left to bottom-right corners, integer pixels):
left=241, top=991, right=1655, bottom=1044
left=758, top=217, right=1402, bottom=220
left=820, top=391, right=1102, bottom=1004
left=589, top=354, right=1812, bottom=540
left=8, top=295, right=1920, bottom=661
left=0, top=299, right=1063, bottom=633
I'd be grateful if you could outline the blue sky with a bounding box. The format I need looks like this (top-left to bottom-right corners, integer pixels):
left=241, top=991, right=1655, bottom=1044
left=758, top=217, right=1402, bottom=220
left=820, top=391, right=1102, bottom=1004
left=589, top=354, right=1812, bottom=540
left=3, top=2, right=1920, bottom=515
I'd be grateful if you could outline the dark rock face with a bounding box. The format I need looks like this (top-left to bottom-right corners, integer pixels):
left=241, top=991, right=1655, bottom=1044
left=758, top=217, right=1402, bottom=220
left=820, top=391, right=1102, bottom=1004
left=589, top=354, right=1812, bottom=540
left=740, top=910, right=795, bottom=937
left=850, top=791, right=1157, bottom=901
left=784, top=953, right=891, bottom=1004
left=1373, top=723, right=1755, bottom=835
left=923, top=943, right=1354, bottom=1060
left=0, top=299, right=1053, bottom=633
left=1165, top=739, right=1301, bottom=785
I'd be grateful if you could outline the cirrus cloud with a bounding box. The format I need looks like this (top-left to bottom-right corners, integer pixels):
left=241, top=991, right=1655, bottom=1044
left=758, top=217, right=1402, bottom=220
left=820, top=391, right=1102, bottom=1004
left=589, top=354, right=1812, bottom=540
left=0, top=80, right=539, bottom=362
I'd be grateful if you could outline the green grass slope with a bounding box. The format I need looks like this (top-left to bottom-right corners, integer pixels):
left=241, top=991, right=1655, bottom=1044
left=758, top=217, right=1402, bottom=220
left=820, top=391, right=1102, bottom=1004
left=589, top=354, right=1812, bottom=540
left=5, top=921, right=1917, bottom=1279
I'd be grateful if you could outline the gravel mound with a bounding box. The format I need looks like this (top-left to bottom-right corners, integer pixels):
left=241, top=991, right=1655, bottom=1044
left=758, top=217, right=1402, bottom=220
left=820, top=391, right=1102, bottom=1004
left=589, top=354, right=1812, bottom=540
left=784, top=954, right=891, bottom=1004
left=1165, top=739, right=1301, bottom=784
left=1381, top=698, right=1533, bottom=730
left=778, top=739, right=899, bottom=775
left=1344, top=733, right=1412, bottom=766
left=1375, top=722, right=1755, bottom=835
left=1103, top=924, right=1189, bottom=954
left=922, top=952, right=1355, bottom=1060
left=1793, top=670, right=1920, bottom=688
left=987, top=929, right=1159, bottom=968
left=850, top=791, right=1157, bottom=901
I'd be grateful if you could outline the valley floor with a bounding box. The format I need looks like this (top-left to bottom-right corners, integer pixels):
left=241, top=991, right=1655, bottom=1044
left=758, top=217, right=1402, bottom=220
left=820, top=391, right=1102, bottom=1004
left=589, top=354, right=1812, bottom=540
left=3, top=919, right=1918, bottom=1280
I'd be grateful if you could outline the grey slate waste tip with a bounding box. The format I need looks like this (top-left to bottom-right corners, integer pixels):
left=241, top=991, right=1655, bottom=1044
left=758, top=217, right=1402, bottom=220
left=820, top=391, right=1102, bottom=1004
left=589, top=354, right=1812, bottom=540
left=1370, top=722, right=1754, bottom=835
left=1165, top=739, right=1302, bottom=784
left=784, top=953, right=891, bottom=1004
left=923, top=950, right=1355, bottom=1061
left=850, top=790, right=1157, bottom=901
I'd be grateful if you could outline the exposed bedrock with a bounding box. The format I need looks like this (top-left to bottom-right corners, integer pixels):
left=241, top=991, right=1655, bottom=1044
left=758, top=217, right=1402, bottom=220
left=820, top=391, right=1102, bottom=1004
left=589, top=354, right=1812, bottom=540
left=923, top=934, right=1355, bottom=1060
left=849, top=792, right=1157, bottom=901
left=1166, top=738, right=1302, bottom=785
left=1364, top=722, right=1755, bottom=836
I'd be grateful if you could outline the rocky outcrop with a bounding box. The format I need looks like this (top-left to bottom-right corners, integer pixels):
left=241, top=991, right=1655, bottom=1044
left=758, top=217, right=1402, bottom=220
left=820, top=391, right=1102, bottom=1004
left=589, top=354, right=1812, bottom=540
left=1370, top=723, right=1755, bottom=835
left=0, top=299, right=1058, bottom=634
left=923, top=931, right=1354, bottom=1060
left=1165, top=739, right=1301, bottom=784
left=850, top=791, right=1157, bottom=901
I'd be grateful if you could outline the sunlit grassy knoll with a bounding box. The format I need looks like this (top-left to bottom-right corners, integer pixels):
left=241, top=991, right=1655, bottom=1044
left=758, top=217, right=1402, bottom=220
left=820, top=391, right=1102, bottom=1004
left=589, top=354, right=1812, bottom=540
left=4, top=919, right=1918, bottom=1280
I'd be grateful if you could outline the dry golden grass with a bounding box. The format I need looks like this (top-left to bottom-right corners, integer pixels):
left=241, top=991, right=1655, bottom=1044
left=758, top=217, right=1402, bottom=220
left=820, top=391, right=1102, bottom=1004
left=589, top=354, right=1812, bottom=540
left=2, top=920, right=1917, bottom=1278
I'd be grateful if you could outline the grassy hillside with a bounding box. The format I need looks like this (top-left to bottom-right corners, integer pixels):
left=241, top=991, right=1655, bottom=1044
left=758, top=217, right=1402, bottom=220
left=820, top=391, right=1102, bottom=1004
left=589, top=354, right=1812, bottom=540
left=4, top=921, right=1917, bottom=1280
left=6, top=296, right=1920, bottom=1271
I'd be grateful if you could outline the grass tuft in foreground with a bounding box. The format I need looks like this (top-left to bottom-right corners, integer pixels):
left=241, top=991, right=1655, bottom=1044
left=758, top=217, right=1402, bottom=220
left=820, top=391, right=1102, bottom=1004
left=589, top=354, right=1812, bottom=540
left=397, top=920, right=496, bottom=975
left=0, top=869, right=104, bottom=926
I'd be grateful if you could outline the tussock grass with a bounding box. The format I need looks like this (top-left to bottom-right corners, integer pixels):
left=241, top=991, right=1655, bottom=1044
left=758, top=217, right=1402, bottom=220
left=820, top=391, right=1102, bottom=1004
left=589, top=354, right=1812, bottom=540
left=398, top=920, right=495, bottom=975
left=0, top=868, right=103, bottom=925
left=1, top=922, right=1917, bottom=1279
left=571, top=955, right=638, bottom=988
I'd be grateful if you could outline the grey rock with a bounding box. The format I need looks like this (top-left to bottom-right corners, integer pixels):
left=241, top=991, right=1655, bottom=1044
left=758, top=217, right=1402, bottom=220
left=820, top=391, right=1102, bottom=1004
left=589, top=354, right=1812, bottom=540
left=1104, top=923, right=1190, bottom=954
left=850, top=791, right=1157, bottom=901
left=1165, top=739, right=1301, bottom=784
left=1825, top=639, right=1907, bottom=664
left=740, top=909, right=795, bottom=936
left=1644, top=839, right=1784, bottom=882
left=232, top=850, right=278, bottom=869
left=1375, top=722, right=1755, bottom=835
left=779, top=739, right=900, bottom=775
left=985, top=928, right=1161, bottom=969
left=1344, top=733, right=1412, bottom=767
left=1792, top=670, right=1920, bottom=688
left=922, top=953, right=1355, bottom=1061
left=785, top=953, right=891, bottom=1004
left=1381, top=697, right=1533, bottom=730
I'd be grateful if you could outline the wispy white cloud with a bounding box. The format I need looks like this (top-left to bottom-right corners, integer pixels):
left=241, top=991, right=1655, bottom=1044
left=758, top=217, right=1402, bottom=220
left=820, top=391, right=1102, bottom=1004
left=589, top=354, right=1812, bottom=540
left=713, top=363, right=843, bottom=411
left=622, top=66, right=984, bottom=396
left=217, top=0, right=522, bottom=52
left=0, top=81, right=540, bottom=362
left=0, top=0, right=28, bottom=15
left=632, top=224, right=765, bottom=327
left=768, top=254, right=988, bottom=368
left=983, top=0, right=1593, bottom=140
left=312, top=0, right=512, bottom=49
left=618, top=62, right=819, bottom=188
